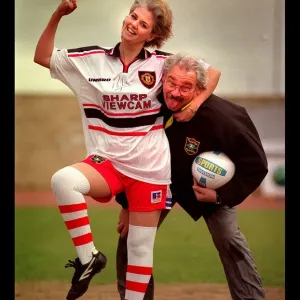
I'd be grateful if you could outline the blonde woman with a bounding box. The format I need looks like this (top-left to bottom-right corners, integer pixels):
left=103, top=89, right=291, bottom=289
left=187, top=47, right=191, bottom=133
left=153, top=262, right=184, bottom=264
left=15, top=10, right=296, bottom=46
left=33, top=1, right=221, bottom=299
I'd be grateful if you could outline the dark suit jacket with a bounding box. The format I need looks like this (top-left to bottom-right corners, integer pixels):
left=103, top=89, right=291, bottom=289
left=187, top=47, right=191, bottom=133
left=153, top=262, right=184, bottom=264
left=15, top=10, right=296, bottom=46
left=116, top=94, right=268, bottom=221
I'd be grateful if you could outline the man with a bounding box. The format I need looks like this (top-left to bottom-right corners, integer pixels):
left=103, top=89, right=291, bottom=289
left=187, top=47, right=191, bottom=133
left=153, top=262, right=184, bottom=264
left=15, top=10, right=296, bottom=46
left=115, top=52, right=268, bottom=300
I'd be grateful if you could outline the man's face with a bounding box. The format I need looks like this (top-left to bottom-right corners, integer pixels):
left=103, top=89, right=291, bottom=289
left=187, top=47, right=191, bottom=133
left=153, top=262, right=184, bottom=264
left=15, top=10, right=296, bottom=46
left=163, top=65, right=199, bottom=112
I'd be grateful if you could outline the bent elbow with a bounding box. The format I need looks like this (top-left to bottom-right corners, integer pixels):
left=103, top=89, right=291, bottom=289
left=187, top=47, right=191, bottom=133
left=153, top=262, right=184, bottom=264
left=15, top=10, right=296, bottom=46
left=33, top=53, right=42, bottom=65
left=208, top=67, right=221, bottom=86
left=33, top=55, right=50, bottom=69
left=215, top=69, right=221, bottom=81
left=33, top=55, right=39, bottom=64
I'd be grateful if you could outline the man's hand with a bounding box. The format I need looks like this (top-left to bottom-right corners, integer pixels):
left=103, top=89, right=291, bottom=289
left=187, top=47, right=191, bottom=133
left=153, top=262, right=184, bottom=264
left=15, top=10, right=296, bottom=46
left=55, top=0, right=77, bottom=17
left=117, top=208, right=129, bottom=238
left=192, top=178, right=217, bottom=202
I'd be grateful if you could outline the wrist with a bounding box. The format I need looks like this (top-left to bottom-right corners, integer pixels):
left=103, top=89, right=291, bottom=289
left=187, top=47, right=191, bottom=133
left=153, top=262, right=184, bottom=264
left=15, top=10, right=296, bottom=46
left=191, top=95, right=206, bottom=111
left=188, top=106, right=197, bottom=114
left=52, top=11, right=64, bottom=20
left=215, top=192, right=222, bottom=205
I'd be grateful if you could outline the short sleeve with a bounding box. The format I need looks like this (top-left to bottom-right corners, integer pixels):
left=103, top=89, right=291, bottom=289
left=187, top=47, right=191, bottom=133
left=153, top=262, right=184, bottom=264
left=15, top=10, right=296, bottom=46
left=198, top=58, right=210, bottom=71
left=50, top=47, right=81, bottom=94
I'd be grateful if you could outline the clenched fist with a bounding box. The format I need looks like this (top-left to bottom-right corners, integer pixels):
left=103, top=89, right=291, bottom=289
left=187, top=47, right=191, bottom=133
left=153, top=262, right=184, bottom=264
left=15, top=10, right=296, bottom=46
left=55, top=0, right=77, bottom=17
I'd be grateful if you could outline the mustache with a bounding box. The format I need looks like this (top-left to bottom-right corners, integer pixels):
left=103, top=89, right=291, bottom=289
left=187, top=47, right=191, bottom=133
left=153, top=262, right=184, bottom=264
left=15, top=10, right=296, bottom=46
left=166, top=93, right=184, bottom=102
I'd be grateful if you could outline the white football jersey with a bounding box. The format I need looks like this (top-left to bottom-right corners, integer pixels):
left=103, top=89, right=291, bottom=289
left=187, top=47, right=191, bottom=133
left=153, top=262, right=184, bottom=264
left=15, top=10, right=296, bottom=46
left=50, top=43, right=176, bottom=184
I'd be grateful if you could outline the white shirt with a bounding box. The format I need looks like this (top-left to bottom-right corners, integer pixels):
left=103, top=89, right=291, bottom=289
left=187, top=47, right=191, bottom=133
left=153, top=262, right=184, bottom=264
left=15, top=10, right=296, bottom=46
left=50, top=43, right=176, bottom=184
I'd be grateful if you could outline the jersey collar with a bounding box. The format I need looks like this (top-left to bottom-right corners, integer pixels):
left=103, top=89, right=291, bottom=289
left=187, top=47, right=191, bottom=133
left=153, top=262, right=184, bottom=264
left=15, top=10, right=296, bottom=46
left=107, top=42, right=152, bottom=60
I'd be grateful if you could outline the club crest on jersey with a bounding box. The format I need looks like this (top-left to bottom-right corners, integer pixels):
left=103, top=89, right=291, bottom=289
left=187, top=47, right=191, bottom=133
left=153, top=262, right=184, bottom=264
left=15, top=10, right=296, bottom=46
left=91, top=155, right=106, bottom=164
left=138, top=71, right=156, bottom=89
left=185, top=137, right=200, bottom=155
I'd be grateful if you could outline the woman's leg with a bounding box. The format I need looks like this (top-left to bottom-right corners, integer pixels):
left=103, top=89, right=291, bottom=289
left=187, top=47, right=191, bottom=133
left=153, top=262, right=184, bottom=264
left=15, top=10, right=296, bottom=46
left=51, top=162, right=111, bottom=264
left=122, top=179, right=170, bottom=300
left=50, top=159, right=121, bottom=300
left=116, top=208, right=171, bottom=300
left=125, top=210, right=161, bottom=300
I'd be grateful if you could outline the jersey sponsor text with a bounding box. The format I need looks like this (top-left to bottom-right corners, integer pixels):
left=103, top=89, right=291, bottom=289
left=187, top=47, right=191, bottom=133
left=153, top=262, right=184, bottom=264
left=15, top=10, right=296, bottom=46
left=102, top=100, right=151, bottom=110
left=102, top=94, right=151, bottom=110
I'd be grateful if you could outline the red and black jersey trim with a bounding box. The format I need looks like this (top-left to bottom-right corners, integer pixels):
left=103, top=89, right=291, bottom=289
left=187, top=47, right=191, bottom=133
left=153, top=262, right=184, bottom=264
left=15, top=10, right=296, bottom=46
left=66, top=44, right=173, bottom=59
left=66, top=43, right=148, bottom=59
left=84, top=108, right=163, bottom=128
left=110, top=42, right=149, bottom=59
left=154, top=50, right=173, bottom=56
left=67, top=45, right=111, bottom=54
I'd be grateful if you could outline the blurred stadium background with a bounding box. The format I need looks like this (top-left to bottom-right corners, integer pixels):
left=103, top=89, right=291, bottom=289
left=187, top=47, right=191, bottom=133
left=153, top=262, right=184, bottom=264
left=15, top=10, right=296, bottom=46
left=15, top=0, right=285, bottom=299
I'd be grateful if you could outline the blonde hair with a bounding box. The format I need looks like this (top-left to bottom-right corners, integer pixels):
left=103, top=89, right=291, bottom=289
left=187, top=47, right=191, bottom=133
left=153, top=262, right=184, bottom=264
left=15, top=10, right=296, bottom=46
left=129, top=0, right=173, bottom=49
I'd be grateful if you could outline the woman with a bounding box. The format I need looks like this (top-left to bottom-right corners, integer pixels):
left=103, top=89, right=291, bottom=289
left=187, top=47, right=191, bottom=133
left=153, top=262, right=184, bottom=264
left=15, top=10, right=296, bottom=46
left=33, top=1, right=221, bottom=299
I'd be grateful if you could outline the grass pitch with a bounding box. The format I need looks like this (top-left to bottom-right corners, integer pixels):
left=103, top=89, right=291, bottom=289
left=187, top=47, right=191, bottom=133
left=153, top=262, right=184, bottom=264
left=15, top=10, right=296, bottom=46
left=15, top=207, right=284, bottom=286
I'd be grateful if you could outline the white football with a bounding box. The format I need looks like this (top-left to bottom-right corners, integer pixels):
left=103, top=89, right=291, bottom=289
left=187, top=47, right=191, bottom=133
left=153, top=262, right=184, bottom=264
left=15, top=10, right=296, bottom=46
left=191, top=151, right=235, bottom=189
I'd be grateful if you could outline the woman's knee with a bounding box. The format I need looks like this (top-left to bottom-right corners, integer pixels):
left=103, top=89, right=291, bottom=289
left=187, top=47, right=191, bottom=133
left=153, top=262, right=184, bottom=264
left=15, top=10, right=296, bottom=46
left=127, top=212, right=160, bottom=257
left=71, top=162, right=111, bottom=196
left=51, top=166, right=90, bottom=194
left=127, top=224, right=157, bottom=255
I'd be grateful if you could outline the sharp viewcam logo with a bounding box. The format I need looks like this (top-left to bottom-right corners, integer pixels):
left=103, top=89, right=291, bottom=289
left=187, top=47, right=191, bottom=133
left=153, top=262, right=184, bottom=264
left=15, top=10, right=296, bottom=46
left=195, top=157, right=227, bottom=176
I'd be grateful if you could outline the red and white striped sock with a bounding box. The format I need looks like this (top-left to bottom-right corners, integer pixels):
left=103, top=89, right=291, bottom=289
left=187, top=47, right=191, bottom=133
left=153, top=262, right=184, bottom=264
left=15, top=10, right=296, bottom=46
left=51, top=166, right=96, bottom=265
left=125, top=225, right=157, bottom=300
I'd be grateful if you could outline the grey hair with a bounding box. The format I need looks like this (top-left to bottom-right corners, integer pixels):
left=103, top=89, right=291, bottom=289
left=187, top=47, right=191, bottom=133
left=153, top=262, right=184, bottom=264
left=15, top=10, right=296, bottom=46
left=129, top=0, right=173, bottom=49
left=163, top=52, right=208, bottom=90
